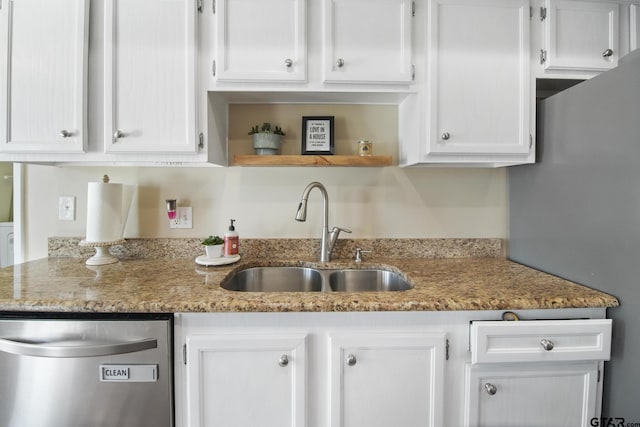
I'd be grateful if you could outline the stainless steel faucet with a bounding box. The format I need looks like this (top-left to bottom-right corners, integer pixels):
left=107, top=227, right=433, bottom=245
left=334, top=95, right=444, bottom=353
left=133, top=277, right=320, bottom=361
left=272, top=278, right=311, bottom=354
left=295, top=182, right=351, bottom=262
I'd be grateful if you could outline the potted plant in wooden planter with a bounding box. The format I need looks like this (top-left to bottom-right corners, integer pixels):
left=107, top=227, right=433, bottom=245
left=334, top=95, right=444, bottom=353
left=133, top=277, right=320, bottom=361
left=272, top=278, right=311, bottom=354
left=201, top=235, right=224, bottom=258
left=249, top=122, right=286, bottom=155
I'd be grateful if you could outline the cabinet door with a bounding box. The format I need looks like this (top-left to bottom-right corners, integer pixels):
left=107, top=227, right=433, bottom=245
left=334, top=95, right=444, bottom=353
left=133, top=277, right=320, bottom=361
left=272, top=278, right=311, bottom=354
left=215, top=0, right=306, bottom=82
left=631, top=4, right=640, bottom=52
left=185, top=333, right=307, bottom=427
left=329, top=331, right=445, bottom=427
left=323, top=0, right=413, bottom=83
left=0, top=0, right=88, bottom=153
left=464, top=362, right=600, bottom=427
left=425, top=0, right=531, bottom=157
left=104, top=0, right=197, bottom=153
left=542, top=0, right=619, bottom=72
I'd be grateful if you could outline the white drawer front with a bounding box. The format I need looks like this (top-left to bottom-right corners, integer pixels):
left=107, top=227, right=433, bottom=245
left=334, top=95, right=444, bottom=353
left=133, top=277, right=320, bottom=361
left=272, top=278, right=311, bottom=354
left=470, top=319, right=612, bottom=364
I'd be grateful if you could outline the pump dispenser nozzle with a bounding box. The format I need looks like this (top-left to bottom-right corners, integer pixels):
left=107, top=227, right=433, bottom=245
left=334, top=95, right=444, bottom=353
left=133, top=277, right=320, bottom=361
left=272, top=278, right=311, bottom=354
left=224, top=219, right=239, bottom=256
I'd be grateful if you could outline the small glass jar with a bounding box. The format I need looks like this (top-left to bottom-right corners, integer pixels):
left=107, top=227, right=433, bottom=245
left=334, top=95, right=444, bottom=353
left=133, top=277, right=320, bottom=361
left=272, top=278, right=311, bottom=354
left=357, top=140, right=372, bottom=156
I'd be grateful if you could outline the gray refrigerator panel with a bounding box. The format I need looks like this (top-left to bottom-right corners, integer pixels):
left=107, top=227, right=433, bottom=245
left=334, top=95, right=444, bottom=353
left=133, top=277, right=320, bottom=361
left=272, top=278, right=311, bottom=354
left=509, top=49, right=640, bottom=418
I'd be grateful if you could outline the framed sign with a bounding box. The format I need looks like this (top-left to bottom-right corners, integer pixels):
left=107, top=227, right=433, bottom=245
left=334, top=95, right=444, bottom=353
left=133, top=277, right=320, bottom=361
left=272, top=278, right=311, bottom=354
left=301, top=116, right=334, bottom=155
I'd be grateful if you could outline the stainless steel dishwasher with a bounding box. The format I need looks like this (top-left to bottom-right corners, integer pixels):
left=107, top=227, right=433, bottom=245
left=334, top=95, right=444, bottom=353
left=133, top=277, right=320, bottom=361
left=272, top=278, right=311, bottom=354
left=0, top=313, right=173, bottom=427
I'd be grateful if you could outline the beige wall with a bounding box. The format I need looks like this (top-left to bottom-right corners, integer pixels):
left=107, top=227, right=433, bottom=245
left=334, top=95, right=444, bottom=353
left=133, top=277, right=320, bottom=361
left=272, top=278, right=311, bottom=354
left=228, top=104, right=398, bottom=159
left=0, top=163, right=12, bottom=222
left=23, top=164, right=507, bottom=260
left=21, top=103, right=507, bottom=260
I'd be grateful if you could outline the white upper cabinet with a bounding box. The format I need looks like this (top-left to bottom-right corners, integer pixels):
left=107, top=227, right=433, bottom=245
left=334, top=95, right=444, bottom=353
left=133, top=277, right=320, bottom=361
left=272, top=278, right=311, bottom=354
left=0, top=0, right=88, bottom=154
left=214, top=0, right=307, bottom=82
left=104, top=0, right=198, bottom=154
left=539, top=0, right=619, bottom=74
left=323, top=0, right=413, bottom=84
left=417, top=0, right=532, bottom=164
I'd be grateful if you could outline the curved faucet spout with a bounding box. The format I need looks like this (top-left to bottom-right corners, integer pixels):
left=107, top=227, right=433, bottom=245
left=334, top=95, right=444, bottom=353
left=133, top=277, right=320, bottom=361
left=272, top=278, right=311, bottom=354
left=295, top=181, right=328, bottom=224
left=295, top=182, right=349, bottom=262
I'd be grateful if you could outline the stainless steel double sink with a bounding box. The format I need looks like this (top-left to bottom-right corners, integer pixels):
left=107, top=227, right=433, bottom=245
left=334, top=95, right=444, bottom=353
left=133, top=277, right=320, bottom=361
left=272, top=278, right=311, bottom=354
left=221, top=266, right=412, bottom=292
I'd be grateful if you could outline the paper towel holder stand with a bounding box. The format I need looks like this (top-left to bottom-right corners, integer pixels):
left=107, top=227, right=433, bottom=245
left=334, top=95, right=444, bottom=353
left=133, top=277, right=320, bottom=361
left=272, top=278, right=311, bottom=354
left=79, top=239, right=125, bottom=265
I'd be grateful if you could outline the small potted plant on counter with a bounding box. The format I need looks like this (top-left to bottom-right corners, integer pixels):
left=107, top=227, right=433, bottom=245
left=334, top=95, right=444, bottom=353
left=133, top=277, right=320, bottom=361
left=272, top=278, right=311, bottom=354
left=201, top=235, right=224, bottom=258
left=249, top=122, right=286, bottom=155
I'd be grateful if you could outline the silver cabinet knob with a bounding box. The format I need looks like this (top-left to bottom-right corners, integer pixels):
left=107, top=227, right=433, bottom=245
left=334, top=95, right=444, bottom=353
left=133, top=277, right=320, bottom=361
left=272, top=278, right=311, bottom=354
left=336, top=58, right=345, bottom=68
left=346, top=354, right=357, bottom=366
left=59, top=130, right=72, bottom=138
left=113, top=130, right=125, bottom=139
left=484, top=383, right=497, bottom=395
left=441, top=132, right=450, bottom=140
left=540, top=338, right=554, bottom=351
left=284, top=58, right=293, bottom=68
left=279, top=354, right=289, bottom=367
left=602, top=48, right=614, bottom=58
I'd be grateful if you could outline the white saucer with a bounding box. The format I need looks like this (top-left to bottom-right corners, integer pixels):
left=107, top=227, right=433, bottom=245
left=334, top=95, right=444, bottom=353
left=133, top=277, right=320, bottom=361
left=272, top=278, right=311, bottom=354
left=195, top=254, right=241, bottom=266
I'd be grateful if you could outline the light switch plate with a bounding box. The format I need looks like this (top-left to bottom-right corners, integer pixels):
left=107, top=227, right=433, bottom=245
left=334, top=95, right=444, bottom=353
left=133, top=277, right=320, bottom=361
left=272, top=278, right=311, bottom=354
left=58, top=196, right=76, bottom=221
left=170, top=207, right=192, bottom=229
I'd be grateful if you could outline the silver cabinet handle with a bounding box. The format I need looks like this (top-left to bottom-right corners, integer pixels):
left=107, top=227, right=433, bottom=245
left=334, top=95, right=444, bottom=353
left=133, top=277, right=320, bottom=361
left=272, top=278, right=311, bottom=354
left=0, top=337, right=157, bottom=358
left=59, top=130, right=72, bottom=138
left=484, top=383, right=497, bottom=395
left=441, top=132, right=450, bottom=140
left=284, top=58, right=293, bottom=68
left=279, top=354, right=289, bottom=367
left=540, top=338, right=555, bottom=351
left=114, top=130, right=125, bottom=139
left=602, top=48, right=614, bottom=58
left=336, top=58, right=345, bottom=68
left=346, top=354, right=357, bottom=366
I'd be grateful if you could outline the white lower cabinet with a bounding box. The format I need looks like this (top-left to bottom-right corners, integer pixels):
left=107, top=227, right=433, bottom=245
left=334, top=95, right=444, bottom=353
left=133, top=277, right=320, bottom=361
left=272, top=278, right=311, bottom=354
left=465, top=318, right=612, bottom=426
left=175, top=309, right=611, bottom=427
left=465, top=362, right=600, bottom=427
left=185, top=333, right=307, bottom=427
left=329, top=331, right=445, bottom=427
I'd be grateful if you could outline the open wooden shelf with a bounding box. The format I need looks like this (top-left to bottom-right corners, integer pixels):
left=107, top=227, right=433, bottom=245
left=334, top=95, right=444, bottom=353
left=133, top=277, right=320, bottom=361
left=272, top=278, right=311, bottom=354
left=232, top=155, right=393, bottom=167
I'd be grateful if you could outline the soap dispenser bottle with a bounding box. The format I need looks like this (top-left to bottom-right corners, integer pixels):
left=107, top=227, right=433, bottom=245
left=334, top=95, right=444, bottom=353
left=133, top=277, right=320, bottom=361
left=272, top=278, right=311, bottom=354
left=224, top=219, right=239, bottom=257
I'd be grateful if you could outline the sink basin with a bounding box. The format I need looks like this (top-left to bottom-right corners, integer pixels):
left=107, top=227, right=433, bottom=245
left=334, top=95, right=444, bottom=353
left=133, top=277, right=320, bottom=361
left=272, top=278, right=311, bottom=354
left=329, top=269, right=412, bottom=292
left=221, top=267, right=412, bottom=292
left=221, top=267, right=323, bottom=292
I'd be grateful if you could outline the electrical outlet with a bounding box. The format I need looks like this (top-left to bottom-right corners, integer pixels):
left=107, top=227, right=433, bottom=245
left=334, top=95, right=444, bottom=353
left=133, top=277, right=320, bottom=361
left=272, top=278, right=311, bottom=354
left=169, top=207, right=192, bottom=229
left=58, top=196, right=76, bottom=221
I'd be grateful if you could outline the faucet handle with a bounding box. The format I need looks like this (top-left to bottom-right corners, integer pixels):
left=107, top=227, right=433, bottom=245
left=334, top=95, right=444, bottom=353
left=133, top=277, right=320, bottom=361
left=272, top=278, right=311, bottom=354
left=327, top=227, right=352, bottom=261
left=331, top=226, right=352, bottom=235
left=354, top=247, right=372, bottom=263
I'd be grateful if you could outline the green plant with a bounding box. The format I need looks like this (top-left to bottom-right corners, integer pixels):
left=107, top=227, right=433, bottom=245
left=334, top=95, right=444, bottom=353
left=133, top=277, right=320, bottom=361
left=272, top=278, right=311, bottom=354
left=248, top=122, right=285, bottom=136
left=201, top=235, right=223, bottom=246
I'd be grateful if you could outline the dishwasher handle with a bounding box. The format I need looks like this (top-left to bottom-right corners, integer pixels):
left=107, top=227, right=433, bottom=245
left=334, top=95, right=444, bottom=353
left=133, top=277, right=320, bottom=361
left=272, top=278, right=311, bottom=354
left=0, top=337, right=158, bottom=358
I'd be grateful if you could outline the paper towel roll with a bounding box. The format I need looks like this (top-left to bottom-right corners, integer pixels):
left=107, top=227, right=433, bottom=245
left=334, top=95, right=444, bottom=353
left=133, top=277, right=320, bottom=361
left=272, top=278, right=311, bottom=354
left=86, top=182, right=124, bottom=243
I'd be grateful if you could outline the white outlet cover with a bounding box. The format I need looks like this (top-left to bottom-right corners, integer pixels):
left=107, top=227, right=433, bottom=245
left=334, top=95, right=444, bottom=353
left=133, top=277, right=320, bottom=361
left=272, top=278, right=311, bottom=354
left=58, top=196, right=76, bottom=221
left=169, top=207, right=192, bottom=229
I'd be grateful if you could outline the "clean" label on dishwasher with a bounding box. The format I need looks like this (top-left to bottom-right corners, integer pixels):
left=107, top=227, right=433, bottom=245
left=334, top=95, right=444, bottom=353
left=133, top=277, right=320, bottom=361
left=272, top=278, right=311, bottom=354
left=100, top=365, right=158, bottom=382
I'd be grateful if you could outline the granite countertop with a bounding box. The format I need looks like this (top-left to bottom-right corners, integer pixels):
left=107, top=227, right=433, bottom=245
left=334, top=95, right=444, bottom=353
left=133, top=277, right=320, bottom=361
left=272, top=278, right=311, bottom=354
left=0, top=239, right=619, bottom=313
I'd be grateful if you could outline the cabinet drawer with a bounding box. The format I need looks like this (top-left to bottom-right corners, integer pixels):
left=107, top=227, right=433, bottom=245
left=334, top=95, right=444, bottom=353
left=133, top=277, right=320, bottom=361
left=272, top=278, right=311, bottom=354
left=470, top=319, right=611, bottom=364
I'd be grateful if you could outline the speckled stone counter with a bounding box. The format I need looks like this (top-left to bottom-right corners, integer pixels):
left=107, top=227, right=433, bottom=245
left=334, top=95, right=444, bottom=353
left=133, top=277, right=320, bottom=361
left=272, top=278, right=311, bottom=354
left=0, top=238, right=618, bottom=313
